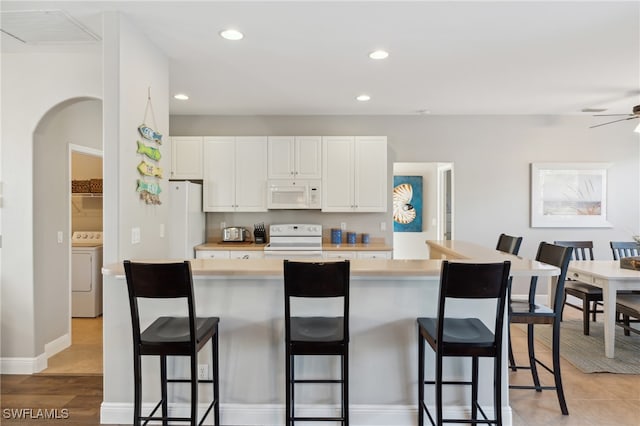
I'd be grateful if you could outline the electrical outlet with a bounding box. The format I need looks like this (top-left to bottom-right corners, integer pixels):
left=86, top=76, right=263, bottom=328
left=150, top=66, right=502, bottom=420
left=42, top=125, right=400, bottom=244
left=198, top=364, right=208, bottom=380
left=340, top=222, right=347, bottom=231
left=380, top=222, right=386, bottom=231
left=220, top=221, right=226, bottom=230
left=159, top=224, right=165, bottom=238
left=57, top=231, right=63, bottom=244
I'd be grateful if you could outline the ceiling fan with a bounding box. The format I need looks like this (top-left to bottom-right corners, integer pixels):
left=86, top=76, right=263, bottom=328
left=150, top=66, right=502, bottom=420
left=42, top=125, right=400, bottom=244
left=590, top=104, right=640, bottom=129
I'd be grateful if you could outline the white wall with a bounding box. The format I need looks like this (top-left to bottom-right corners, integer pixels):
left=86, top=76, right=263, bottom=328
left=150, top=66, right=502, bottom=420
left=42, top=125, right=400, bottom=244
left=1, top=50, right=101, bottom=370
left=34, top=98, right=102, bottom=355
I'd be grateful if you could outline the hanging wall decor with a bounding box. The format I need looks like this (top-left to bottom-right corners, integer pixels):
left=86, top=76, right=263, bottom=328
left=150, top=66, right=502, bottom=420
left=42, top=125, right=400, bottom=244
left=136, top=87, right=163, bottom=204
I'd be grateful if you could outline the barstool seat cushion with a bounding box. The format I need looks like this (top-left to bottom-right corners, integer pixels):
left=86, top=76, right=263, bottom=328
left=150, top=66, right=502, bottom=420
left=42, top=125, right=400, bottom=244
left=141, top=316, right=219, bottom=346
left=418, top=317, right=496, bottom=355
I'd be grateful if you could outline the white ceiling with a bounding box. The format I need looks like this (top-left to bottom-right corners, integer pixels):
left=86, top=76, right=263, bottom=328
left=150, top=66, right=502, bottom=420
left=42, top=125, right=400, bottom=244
left=2, top=1, right=639, bottom=117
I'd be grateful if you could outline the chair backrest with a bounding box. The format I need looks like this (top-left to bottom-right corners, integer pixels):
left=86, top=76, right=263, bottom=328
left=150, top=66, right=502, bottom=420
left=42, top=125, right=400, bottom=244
left=496, top=233, right=523, bottom=255
left=534, top=243, right=573, bottom=313
left=283, top=260, right=350, bottom=340
left=553, top=240, right=594, bottom=261
left=610, top=241, right=640, bottom=260
left=436, top=261, right=512, bottom=350
left=123, top=260, right=197, bottom=345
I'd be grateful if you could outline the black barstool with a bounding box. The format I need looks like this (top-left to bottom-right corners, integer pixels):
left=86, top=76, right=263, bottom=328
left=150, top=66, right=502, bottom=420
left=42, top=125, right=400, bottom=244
left=418, top=260, right=512, bottom=426
left=123, top=260, right=220, bottom=425
left=283, top=260, right=350, bottom=425
left=509, top=242, right=572, bottom=415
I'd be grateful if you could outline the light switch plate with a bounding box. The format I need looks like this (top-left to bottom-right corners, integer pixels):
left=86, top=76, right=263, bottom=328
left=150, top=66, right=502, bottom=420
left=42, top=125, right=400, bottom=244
left=132, top=227, right=141, bottom=244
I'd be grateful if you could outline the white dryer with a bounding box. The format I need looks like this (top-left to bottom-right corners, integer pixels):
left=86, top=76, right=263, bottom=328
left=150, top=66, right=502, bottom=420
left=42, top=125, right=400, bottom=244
left=72, top=231, right=103, bottom=317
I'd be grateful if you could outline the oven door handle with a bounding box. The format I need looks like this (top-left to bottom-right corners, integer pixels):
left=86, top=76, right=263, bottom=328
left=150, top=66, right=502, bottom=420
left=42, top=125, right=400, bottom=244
left=263, top=250, right=323, bottom=257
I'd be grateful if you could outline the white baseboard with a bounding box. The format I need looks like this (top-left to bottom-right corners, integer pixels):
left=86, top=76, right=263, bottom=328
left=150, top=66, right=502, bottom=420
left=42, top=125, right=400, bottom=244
left=0, top=353, right=47, bottom=374
left=1, top=333, right=70, bottom=374
left=45, top=332, right=71, bottom=357
left=101, top=402, right=512, bottom=425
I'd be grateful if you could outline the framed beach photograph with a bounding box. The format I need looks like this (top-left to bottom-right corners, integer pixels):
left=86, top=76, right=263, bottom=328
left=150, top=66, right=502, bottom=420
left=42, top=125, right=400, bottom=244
left=530, top=162, right=612, bottom=228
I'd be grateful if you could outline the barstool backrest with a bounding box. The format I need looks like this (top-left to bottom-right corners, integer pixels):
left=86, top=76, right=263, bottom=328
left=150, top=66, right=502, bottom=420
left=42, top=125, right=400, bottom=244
left=496, top=234, right=523, bottom=255
left=283, top=260, right=350, bottom=341
left=123, top=260, right=197, bottom=346
left=536, top=243, right=573, bottom=312
left=436, top=261, right=512, bottom=350
left=610, top=241, right=640, bottom=260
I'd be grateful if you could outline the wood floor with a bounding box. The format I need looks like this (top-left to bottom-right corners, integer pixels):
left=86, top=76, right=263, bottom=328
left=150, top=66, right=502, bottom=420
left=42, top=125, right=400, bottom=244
left=1, top=312, right=639, bottom=425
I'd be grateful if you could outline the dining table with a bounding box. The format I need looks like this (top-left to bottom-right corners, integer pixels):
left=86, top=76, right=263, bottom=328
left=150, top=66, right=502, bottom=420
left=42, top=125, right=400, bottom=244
left=567, top=260, right=640, bottom=358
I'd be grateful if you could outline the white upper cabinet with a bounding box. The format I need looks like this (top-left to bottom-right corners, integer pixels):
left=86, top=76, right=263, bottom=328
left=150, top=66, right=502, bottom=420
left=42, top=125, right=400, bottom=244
left=268, top=136, right=322, bottom=180
left=203, top=136, right=267, bottom=212
left=170, top=136, right=203, bottom=179
left=322, top=136, right=387, bottom=212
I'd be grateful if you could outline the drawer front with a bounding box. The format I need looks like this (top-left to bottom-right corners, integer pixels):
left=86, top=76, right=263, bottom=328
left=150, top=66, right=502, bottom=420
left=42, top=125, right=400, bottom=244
left=570, top=271, right=595, bottom=284
left=231, top=251, right=264, bottom=260
left=356, top=251, right=391, bottom=260
left=196, top=250, right=230, bottom=259
left=324, top=251, right=356, bottom=260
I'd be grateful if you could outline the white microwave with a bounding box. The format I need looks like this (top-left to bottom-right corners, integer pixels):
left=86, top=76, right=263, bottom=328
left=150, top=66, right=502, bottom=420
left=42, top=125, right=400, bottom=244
left=267, top=180, right=321, bottom=209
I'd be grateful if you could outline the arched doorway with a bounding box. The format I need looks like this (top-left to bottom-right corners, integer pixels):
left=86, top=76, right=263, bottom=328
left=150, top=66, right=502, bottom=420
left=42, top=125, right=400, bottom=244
left=33, top=97, right=103, bottom=374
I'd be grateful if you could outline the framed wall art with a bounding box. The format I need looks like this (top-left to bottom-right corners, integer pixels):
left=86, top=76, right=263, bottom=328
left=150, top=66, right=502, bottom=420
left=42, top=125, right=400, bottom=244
left=530, top=162, right=611, bottom=228
left=393, top=175, right=423, bottom=232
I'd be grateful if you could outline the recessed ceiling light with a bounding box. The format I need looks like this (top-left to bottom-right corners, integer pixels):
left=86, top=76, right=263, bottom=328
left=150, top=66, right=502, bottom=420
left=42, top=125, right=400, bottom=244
left=417, top=109, right=431, bottom=115
left=174, top=93, right=189, bottom=100
left=356, top=94, right=371, bottom=102
left=220, top=29, right=244, bottom=41
left=369, top=50, right=389, bottom=60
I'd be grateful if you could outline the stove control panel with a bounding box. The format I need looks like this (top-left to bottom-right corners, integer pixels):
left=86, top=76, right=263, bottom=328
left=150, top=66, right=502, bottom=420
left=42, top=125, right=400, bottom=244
left=269, top=224, right=322, bottom=237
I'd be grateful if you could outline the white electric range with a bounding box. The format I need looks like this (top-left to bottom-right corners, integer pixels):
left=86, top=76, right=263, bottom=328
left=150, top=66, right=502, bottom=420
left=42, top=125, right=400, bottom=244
left=263, top=224, right=323, bottom=259
left=71, top=231, right=103, bottom=317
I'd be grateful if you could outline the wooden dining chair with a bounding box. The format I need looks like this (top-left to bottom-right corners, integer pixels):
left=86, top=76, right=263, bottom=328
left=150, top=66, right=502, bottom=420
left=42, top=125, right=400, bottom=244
left=610, top=241, right=640, bottom=260
left=616, top=294, right=640, bottom=336
left=555, top=240, right=602, bottom=335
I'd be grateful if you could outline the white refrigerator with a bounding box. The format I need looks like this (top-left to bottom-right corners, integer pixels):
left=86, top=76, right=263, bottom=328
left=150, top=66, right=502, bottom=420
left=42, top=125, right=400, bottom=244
left=168, top=181, right=206, bottom=259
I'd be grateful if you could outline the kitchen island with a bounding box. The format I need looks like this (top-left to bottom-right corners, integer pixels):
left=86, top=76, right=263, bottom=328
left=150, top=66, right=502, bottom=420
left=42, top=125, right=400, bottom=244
left=101, top=255, right=557, bottom=425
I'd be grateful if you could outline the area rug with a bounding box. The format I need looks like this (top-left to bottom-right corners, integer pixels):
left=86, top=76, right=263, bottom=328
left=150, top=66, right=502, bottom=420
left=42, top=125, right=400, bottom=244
left=527, top=320, right=640, bottom=374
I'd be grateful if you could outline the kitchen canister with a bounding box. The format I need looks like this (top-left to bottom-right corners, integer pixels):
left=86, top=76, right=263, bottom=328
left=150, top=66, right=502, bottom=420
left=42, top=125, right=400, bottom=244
left=331, top=228, right=342, bottom=244
left=361, top=233, right=370, bottom=244
left=347, top=232, right=357, bottom=244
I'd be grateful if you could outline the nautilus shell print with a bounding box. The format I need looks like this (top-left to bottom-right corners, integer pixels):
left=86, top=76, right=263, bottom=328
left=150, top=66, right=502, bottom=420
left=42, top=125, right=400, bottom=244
left=393, top=183, right=416, bottom=224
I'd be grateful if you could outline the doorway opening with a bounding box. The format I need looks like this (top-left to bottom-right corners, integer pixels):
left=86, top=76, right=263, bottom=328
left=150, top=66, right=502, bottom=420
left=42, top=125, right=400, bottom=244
left=392, top=162, right=454, bottom=259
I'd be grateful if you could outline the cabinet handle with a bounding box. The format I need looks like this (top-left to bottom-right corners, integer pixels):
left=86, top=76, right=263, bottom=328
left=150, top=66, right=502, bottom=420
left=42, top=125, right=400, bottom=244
left=242, top=254, right=249, bottom=259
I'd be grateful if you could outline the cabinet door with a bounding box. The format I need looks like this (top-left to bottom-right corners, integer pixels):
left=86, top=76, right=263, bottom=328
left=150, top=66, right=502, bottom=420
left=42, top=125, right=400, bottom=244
left=170, top=136, right=203, bottom=179
left=235, top=137, right=268, bottom=212
left=354, top=136, right=387, bottom=212
left=295, top=136, right=322, bottom=179
left=203, top=137, right=236, bottom=211
left=322, top=136, right=354, bottom=212
left=267, top=136, right=295, bottom=179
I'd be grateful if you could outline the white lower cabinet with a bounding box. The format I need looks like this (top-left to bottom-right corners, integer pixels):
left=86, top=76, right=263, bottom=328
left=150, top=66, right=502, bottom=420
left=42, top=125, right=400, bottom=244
left=231, top=251, right=264, bottom=259
left=356, top=251, right=392, bottom=259
left=195, top=250, right=230, bottom=260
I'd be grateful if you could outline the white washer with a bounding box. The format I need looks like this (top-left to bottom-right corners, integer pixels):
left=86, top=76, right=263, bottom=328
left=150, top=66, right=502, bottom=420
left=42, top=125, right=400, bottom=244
left=72, top=231, right=103, bottom=317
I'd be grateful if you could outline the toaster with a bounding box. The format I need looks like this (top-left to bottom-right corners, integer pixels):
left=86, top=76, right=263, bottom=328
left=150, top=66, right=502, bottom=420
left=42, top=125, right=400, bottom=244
left=222, top=227, right=249, bottom=242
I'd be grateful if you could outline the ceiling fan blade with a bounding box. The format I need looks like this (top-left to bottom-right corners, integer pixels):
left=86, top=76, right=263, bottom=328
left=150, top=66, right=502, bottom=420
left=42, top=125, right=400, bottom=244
left=590, top=116, right=639, bottom=128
